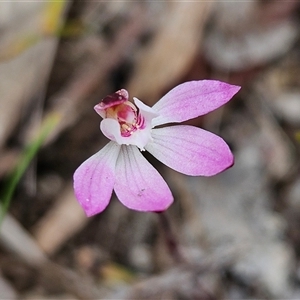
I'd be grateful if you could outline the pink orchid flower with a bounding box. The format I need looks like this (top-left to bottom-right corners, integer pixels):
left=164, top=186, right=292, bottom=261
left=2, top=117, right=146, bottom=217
left=73, top=80, right=240, bottom=216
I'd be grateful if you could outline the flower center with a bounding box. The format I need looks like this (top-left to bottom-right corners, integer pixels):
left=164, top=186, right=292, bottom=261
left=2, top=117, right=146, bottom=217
left=107, top=101, right=145, bottom=137
left=94, top=89, right=146, bottom=137
left=94, top=89, right=159, bottom=150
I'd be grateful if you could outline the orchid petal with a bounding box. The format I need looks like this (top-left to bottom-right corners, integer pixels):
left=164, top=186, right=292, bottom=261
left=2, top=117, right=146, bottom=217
left=73, top=142, right=120, bottom=216
left=145, top=125, right=234, bottom=176
left=100, top=118, right=123, bottom=143
left=152, top=80, right=240, bottom=127
left=114, top=145, right=173, bottom=212
left=133, top=97, right=159, bottom=120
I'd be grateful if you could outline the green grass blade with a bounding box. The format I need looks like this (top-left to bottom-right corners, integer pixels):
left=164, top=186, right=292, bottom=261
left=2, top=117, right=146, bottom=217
left=0, top=113, right=60, bottom=223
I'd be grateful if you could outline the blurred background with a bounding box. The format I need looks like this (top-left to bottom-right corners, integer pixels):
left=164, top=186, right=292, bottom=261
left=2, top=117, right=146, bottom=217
left=1, top=1, right=300, bottom=299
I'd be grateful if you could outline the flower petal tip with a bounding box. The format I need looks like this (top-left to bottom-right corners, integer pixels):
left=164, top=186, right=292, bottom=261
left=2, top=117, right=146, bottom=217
left=73, top=179, right=111, bottom=217
left=114, top=146, right=174, bottom=213
left=73, top=191, right=108, bottom=217
left=77, top=198, right=101, bottom=217
left=73, top=142, right=120, bottom=217
left=229, top=84, right=241, bottom=96
left=224, top=153, right=235, bottom=171
left=122, top=196, right=173, bottom=213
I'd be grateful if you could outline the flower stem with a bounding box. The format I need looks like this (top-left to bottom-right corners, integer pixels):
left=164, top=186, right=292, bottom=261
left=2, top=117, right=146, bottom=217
left=156, top=211, right=185, bottom=264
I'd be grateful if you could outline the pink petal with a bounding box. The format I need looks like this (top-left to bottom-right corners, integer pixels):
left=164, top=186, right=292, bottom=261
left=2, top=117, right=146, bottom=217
left=73, top=142, right=120, bottom=216
left=114, top=145, right=173, bottom=212
left=152, top=80, right=240, bottom=127
left=145, top=125, right=234, bottom=176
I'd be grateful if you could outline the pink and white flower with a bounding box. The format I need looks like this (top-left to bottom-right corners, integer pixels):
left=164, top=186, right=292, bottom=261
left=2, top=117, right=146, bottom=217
left=73, top=80, right=240, bottom=216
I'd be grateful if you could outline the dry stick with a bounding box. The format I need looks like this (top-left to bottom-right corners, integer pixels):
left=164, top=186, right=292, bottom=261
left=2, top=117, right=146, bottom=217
left=0, top=213, right=105, bottom=299
left=127, top=1, right=213, bottom=103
